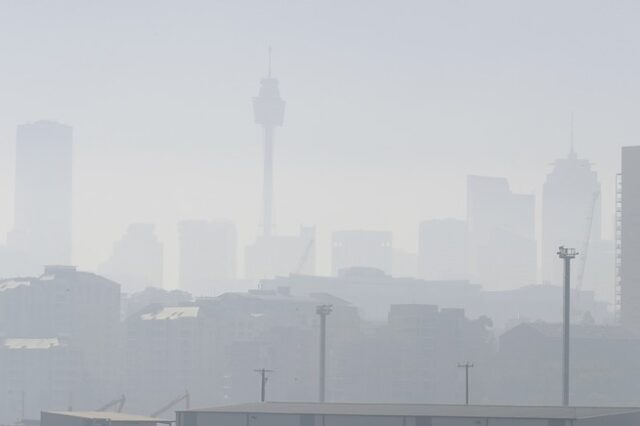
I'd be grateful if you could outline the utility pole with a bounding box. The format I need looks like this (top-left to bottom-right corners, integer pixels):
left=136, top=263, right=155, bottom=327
left=457, top=362, right=473, bottom=405
left=254, top=369, right=273, bottom=402
left=558, top=246, right=578, bottom=407
left=316, top=304, right=333, bottom=402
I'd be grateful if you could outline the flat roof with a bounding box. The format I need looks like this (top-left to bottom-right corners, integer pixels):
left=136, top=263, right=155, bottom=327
left=140, top=306, right=199, bottom=320
left=180, top=402, right=640, bottom=420
left=45, top=411, right=171, bottom=423
left=4, top=338, right=61, bottom=350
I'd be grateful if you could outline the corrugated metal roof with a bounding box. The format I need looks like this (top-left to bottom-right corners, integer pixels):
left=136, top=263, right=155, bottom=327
left=4, top=338, right=61, bottom=350
left=181, top=402, right=640, bottom=420
left=141, top=306, right=200, bottom=320
left=46, top=411, right=171, bottom=423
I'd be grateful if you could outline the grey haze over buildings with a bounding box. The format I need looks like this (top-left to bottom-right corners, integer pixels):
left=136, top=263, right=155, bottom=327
left=0, top=0, right=638, bottom=296
left=5, top=1, right=640, bottom=423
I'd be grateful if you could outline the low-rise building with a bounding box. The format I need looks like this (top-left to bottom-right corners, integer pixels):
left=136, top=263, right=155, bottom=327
left=177, top=402, right=640, bottom=426
left=41, top=411, right=171, bottom=426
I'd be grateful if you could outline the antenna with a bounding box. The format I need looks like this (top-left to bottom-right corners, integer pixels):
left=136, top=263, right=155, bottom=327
left=268, top=46, right=272, bottom=78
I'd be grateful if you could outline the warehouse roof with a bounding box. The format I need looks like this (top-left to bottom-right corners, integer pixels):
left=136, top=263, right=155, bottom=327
left=4, top=338, right=61, bottom=350
left=45, top=411, right=171, bottom=423
left=180, top=402, right=640, bottom=420
left=141, top=306, right=200, bottom=320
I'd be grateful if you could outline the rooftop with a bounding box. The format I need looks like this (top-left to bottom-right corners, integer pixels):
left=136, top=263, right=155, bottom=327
left=4, top=338, right=61, bottom=350
left=141, top=306, right=200, bottom=320
left=0, top=279, right=31, bottom=292
left=45, top=411, right=171, bottom=423
left=180, top=402, right=640, bottom=420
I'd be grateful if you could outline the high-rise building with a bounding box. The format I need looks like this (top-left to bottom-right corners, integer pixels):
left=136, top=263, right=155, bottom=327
left=178, top=220, right=237, bottom=296
left=7, top=121, right=73, bottom=267
left=99, top=223, right=163, bottom=293
left=331, top=230, right=393, bottom=276
left=253, top=50, right=285, bottom=238
left=244, top=226, right=315, bottom=280
left=542, top=147, right=601, bottom=286
left=418, top=219, right=468, bottom=280
left=621, top=146, right=640, bottom=331
left=467, top=175, right=536, bottom=290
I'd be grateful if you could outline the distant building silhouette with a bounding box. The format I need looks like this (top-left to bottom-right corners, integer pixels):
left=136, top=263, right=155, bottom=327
left=542, top=146, right=602, bottom=286
left=621, top=146, right=640, bottom=330
left=467, top=175, right=536, bottom=290
left=245, top=226, right=315, bottom=280
left=261, top=268, right=607, bottom=328
left=0, top=266, right=120, bottom=421
left=392, top=249, right=417, bottom=277
left=7, top=121, right=73, bottom=269
left=125, top=304, right=214, bottom=414
left=418, top=219, right=468, bottom=280
left=253, top=49, right=285, bottom=238
left=495, top=322, right=640, bottom=405
left=331, top=230, right=392, bottom=276
left=178, top=220, right=237, bottom=296
left=100, top=223, right=163, bottom=292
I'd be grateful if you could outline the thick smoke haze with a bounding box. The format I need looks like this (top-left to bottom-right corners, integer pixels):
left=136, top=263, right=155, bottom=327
left=0, top=0, right=638, bottom=293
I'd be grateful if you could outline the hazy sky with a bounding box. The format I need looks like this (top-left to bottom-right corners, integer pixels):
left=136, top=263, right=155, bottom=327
left=0, top=0, right=638, bottom=287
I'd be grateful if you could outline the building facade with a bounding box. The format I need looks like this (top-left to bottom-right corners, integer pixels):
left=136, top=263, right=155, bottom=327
left=621, top=146, right=640, bottom=331
left=331, top=230, right=392, bottom=276
left=178, top=220, right=237, bottom=296
left=418, top=219, right=468, bottom=281
left=467, top=175, right=536, bottom=290
left=100, top=223, right=164, bottom=293
left=7, top=121, right=73, bottom=270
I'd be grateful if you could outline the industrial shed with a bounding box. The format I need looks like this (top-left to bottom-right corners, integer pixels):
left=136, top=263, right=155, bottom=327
left=41, top=411, right=172, bottom=426
left=177, top=402, right=640, bottom=426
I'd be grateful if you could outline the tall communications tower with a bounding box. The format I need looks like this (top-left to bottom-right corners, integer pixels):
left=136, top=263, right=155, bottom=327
left=253, top=48, right=285, bottom=237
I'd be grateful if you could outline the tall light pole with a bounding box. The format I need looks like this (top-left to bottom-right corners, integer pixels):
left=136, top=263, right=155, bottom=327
left=316, top=304, right=333, bottom=402
left=254, top=368, right=273, bottom=402
left=457, top=362, right=473, bottom=405
left=557, top=246, right=578, bottom=407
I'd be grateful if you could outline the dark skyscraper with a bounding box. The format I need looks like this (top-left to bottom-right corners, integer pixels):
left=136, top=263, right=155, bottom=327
left=7, top=121, right=73, bottom=266
left=253, top=49, right=285, bottom=237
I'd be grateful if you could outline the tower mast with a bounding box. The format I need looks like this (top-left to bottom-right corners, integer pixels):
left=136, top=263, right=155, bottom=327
left=253, top=48, right=285, bottom=237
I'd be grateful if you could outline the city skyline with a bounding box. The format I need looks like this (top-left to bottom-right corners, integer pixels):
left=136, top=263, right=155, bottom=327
left=0, top=0, right=635, bottom=294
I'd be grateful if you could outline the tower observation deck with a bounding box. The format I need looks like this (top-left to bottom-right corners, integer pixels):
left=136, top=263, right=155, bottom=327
left=253, top=49, right=285, bottom=237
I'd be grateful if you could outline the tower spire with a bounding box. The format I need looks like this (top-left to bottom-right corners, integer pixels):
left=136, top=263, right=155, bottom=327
left=268, top=46, right=272, bottom=78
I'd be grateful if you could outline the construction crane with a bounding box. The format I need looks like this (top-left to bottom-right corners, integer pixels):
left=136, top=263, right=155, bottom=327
left=576, top=191, right=600, bottom=295
left=96, top=395, right=126, bottom=412
left=150, top=391, right=190, bottom=418
left=294, top=239, right=314, bottom=274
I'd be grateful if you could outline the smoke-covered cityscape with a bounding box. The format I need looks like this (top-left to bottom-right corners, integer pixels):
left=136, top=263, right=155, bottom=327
left=1, top=1, right=640, bottom=425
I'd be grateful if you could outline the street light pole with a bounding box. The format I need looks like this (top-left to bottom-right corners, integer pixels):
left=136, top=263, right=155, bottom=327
left=457, top=362, right=473, bottom=405
left=557, top=246, right=578, bottom=407
left=254, top=368, right=273, bottom=402
left=316, top=304, right=333, bottom=402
